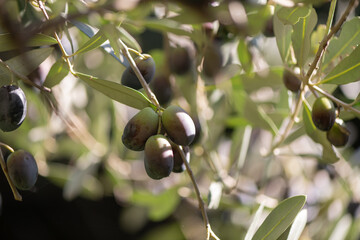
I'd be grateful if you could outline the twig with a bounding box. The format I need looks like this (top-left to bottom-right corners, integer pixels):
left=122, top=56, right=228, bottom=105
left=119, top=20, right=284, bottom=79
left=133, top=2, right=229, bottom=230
left=0, top=143, right=22, bottom=201
left=117, top=39, right=161, bottom=109
left=310, top=84, right=360, bottom=115
left=305, top=0, right=357, bottom=85
left=37, top=0, right=77, bottom=77
left=0, top=58, right=51, bottom=93
left=174, top=143, right=220, bottom=240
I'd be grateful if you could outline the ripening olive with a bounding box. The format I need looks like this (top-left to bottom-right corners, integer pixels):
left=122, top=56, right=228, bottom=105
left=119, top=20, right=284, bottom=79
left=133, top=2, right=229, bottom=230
left=312, top=97, right=336, bottom=131
left=172, top=145, right=190, bottom=173
left=151, top=74, right=173, bottom=105
left=144, top=135, right=174, bottom=180
left=168, top=47, right=191, bottom=75
left=162, top=105, right=196, bottom=146
left=0, top=85, right=27, bottom=132
left=6, top=150, right=38, bottom=190
left=122, top=107, right=159, bottom=151
left=283, top=70, right=302, bottom=92
left=121, top=54, right=156, bottom=90
left=326, top=119, right=350, bottom=147
left=203, top=42, right=222, bottom=78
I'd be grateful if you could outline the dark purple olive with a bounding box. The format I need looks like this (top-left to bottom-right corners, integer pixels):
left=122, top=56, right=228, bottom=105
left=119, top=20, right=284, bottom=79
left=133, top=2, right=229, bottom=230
left=0, top=85, right=27, bottom=132
left=326, top=119, right=350, bottom=147
left=283, top=70, right=302, bottom=92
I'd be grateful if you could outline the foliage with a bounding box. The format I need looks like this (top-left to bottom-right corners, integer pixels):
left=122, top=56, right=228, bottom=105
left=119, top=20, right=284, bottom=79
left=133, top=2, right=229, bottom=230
left=0, top=0, right=360, bottom=239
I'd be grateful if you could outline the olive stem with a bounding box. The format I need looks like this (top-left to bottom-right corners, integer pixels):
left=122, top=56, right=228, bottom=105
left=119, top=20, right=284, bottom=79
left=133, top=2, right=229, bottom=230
left=173, top=143, right=220, bottom=240
left=117, top=39, right=161, bottom=109
left=304, top=0, right=356, bottom=85
left=309, top=84, right=360, bottom=115
left=0, top=58, right=51, bottom=93
left=0, top=148, right=22, bottom=201
left=36, top=0, right=78, bottom=77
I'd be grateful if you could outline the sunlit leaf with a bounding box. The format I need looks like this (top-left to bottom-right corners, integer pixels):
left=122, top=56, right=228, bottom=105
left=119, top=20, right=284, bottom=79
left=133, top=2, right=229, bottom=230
left=0, top=33, right=57, bottom=52
left=208, top=181, right=223, bottom=210
left=323, top=17, right=360, bottom=71
left=252, top=195, right=306, bottom=240
left=0, top=47, right=54, bottom=82
left=303, top=102, right=339, bottom=163
left=311, top=24, right=327, bottom=56
left=277, top=6, right=311, bottom=25
left=291, top=7, right=317, bottom=68
left=43, top=58, right=69, bottom=88
left=77, top=72, right=153, bottom=110
left=238, top=39, right=253, bottom=73
left=143, top=18, right=193, bottom=37
left=319, top=45, right=360, bottom=85
left=274, top=12, right=292, bottom=63
left=286, top=209, right=307, bottom=240
left=240, top=67, right=284, bottom=93
left=244, top=203, right=265, bottom=240
left=74, top=29, right=107, bottom=55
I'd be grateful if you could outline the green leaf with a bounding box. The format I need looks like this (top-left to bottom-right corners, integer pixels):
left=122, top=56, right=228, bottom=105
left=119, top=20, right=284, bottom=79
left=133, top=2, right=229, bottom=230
left=77, top=72, right=153, bottom=110
left=277, top=6, right=311, bottom=25
left=252, top=195, right=306, bottom=240
left=244, top=203, right=265, bottom=240
left=74, top=29, right=107, bottom=55
left=238, top=39, right=253, bottom=73
left=291, top=7, right=317, bottom=68
left=323, top=17, right=360, bottom=71
left=274, top=12, right=292, bottom=63
left=131, top=188, right=180, bottom=221
left=0, top=47, right=54, bottom=82
left=0, top=33, right=57, bottom=52
left=319, top=45, right=360, bottom=85
left=240, top=67, right=284, bottom=93
left=43, top=58, right=69, bottom=88
left=302, top=102, right=339, bottom=163
left=311, top=24, right=327, bottom=56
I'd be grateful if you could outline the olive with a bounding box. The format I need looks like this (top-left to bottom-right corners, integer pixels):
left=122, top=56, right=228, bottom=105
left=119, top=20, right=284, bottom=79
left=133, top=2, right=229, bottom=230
left=311, top=97, right=336, bottom=131
left=326, top=119, right=350, bottom=147
left=162, top=105, right=196, bottom=146
left=203, top=42, right=222, bottom=78
left=0, top=85, right=27, bottom=132
left=151, top=74, right=173, bottom=105
left=168, top=47, right=191, bottom=75
left=6, top=150, right=38, bottom=190
left=283, top=70, right=301, bottom=92
left=172, top=145, right=190, bottom=173
left=122, top=107, right=159, bottom=151
left=121, top=54, right=156, bottom=90
left=144, top=135, right=174, bottom=180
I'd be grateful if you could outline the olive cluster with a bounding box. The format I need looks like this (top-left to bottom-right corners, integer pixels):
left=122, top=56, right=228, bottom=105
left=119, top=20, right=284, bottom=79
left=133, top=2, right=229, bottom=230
left=6, top=149, right=38, bottom=190
left=122, top=106, right=195, bottom=180
left=0, top=85, right=27, bottom=132
left=311, top=97, right=350, bottom=147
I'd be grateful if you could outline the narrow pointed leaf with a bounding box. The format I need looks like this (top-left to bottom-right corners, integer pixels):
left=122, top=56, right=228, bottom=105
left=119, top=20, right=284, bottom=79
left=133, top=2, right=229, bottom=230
left=252, top=195, right=306, bottom=240
left=323, top=17, right=360, bottom=71
left=244, top=203, right=265, bottom=240
left=0, top=47, right=54, bottom=81
left=286, top=209, right=307, bottom=240
left=319, top=45, right=360, bottom=85
left=291, top=7, right=317, bottom=68
left=77, top=73, right=153, bottom=110
left=0, top=33, right=57, bottom=52
left=44, top=58, right=69, bottom=88
left=274, top=13, right=292, bottom=63
left=74, top=29, right=107, bottom=55
left=277, top=6, right=311, bottom=25
left=303, top=102, right=339, bottom=163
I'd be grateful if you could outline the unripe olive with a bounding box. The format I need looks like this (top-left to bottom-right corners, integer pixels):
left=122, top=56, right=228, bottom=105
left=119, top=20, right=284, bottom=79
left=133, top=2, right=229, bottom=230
left=162, top=105, right=196, bottom=146
left=144, top=135, right=174, bottom=180
left=168, top=47, right=191, bottom=75
left=151, top=74, right=173, bottom=105
left=172, top=145, right=190, bottom=173
left=0, top=85, right=27, bottom=132
left=312, top=97, right=336, bottom=131
left=283, top=70, right=301, bottom=92
left=326, top=119, right=350, bottom=147
left=203, top=42, right=222, bottom=78
left=6, top=150, right=38, bottom=190
left=121, top=54, right=155, bottom=90
left=122, top=107, right=159, bottom=151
